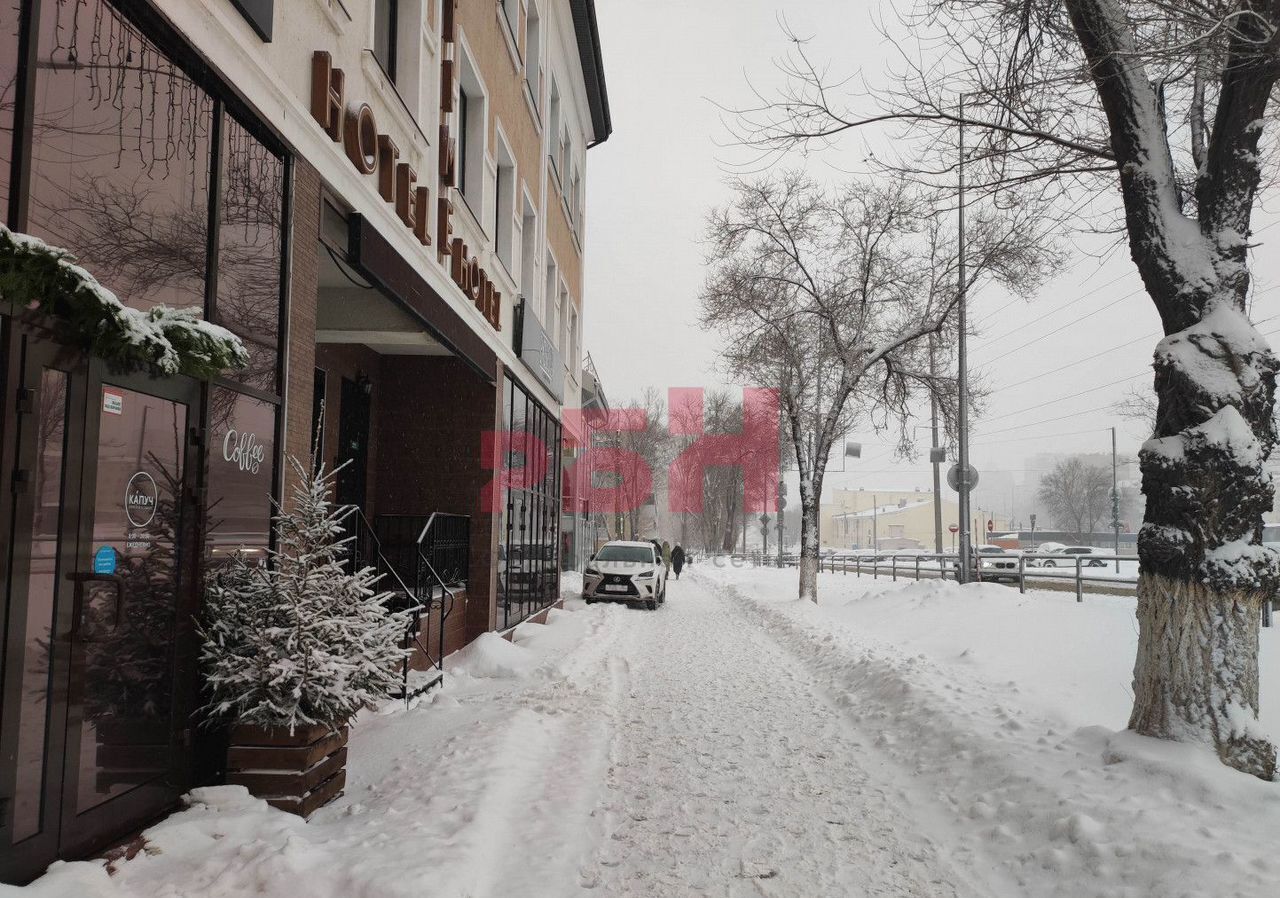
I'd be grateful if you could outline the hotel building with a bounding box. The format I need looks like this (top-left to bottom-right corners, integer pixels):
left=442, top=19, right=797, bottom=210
left=0, top=0, right=610, bottom=879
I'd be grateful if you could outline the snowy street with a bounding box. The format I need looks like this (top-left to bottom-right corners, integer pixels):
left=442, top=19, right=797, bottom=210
left=18, top=566, right=1280, bottom=898
left=585, top=573, right=967, bottom=896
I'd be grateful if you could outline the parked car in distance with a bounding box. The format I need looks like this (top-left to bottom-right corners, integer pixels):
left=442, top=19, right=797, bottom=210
left=1025, top=543, right=1067, bottom=567
left=582, top=541, right=668, bottom=609
left=976, top=545, right=1020, bottom=581
left=1036, top=545, right=1114, bottom=568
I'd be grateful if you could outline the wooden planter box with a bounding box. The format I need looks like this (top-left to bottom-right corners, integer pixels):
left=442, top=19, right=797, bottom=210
left=226, top=723, right=348, bottom=818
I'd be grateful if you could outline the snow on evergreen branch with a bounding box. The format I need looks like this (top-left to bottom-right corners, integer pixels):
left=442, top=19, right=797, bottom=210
left=199, top=457, right=411, bottom=731
left=0, top=224, right=249, bottom=379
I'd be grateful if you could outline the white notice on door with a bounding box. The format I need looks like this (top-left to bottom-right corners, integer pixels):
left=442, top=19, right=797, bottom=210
left=102, top=388, right=124, bottom=416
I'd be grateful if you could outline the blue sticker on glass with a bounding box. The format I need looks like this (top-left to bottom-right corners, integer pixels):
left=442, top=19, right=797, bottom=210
left=93, top=546, right=117, bottom=575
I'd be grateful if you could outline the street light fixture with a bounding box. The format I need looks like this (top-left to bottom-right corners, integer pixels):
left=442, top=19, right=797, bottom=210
left=956, top=91, right=975, bottom=584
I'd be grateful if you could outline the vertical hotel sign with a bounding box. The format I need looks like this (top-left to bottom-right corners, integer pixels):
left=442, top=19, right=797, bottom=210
left=436, top=0, right=501, bottom=331
left=308, top=1, right=501, bottom=331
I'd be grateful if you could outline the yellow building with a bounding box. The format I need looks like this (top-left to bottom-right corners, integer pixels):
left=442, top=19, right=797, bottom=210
left=822, top=488, right=1011, bottom=550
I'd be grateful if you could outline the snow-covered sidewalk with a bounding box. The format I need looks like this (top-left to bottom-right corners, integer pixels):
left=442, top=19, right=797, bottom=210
left=13, top=566, right=1280, bottom=897
left=702, top=563, right=1280, bottom=898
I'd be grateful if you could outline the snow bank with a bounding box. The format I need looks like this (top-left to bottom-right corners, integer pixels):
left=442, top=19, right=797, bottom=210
left=9, top=599, right=623, bottom=897
left=702, top=565, right=1280, bottom=898
left=560, top=570, right=584, bottom=600
left=448, top=632, right=536, bottom=679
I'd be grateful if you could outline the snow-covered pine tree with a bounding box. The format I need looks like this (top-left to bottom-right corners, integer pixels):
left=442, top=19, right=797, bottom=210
left=200, top=457, right=409, bottom=732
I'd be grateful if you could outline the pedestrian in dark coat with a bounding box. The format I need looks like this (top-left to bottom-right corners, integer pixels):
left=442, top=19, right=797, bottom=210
left=671, top=545, right=685, bottom=579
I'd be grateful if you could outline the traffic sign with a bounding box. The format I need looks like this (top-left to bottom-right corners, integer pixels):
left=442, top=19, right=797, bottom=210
left=946, top=464, right=979, bottom=491
left=948, top=524, right=958, bottom=534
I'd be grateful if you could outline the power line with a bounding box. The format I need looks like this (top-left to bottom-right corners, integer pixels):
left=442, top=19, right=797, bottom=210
left=977, top=298, right=1280, bottom=426
left=976, top=269, right=1136, bottom=346
left=982, top=288, right=1145, bottom=358
left=971, top=426, right=1115, bottom=446
left=981, top=370, right=1149, bottom=424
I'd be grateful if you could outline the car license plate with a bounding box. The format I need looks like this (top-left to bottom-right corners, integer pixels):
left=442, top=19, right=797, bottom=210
left=603, top=584, right=628, bottom=593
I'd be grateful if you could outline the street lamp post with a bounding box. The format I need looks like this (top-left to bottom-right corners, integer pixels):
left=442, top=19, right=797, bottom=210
left=930, top=335, right=944, bottom=554
left=956, top=92, right=974, bottom=584
left=776, top=482, right=787, bottom=566
left=872, top=493, right=879, bottom=552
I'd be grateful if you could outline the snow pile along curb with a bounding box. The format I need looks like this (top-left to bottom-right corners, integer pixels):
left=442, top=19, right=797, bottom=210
left=9, top=595, right=627, bottom=898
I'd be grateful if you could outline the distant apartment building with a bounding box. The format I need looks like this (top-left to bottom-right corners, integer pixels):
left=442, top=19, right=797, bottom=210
left=817, top=487, right=1022, bottom=551
left=823, top=489, right=947, bottom=550
left=0, top=0, right=610, bottom=879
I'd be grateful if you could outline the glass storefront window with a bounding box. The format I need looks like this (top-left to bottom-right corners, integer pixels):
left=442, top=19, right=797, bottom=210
left=205, top=388, right=276, bottom=568
left=496, top=376, right=562, bottom=628
left=1, top=0, right=19, bottom=220
left=216, top=116, right=284, bottom=393
left=28, top=0, right=213, bottom=314
left=12, top=368, right=68, bottom=842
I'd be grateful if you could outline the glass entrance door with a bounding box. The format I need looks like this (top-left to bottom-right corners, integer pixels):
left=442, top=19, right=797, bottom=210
left=1, top=338, right=199, bottom=880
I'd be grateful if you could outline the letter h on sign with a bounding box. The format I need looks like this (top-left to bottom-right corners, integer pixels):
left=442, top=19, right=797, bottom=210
left=310, top=51, right=345, bottom=141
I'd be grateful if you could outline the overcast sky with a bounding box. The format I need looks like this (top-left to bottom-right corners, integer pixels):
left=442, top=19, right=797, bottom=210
left=582, top=0, right=1280, bottom=521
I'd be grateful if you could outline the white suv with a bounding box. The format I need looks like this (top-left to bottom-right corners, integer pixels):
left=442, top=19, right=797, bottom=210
left=583, top=541, right=668, bottom=610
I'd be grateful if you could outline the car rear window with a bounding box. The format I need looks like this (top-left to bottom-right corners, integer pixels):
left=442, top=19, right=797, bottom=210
left=596, top=545, right=656, bottom=563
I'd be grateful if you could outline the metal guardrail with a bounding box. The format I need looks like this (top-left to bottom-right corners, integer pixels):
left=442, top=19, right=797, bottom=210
left=724, top=551, right=1275, bottom=627
left=729, top=551, right=1141, bottom=603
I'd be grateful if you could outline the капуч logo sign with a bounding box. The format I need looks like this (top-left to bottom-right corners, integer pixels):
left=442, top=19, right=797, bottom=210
left=124, top=472, right=159, bottom=528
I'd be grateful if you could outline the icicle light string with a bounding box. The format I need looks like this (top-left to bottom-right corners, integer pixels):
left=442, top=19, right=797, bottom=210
left=54, top=0, right=206, bottom=181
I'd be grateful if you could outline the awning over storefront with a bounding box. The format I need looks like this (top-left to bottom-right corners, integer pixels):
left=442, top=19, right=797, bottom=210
left=345, top=215, right=498, bottom=383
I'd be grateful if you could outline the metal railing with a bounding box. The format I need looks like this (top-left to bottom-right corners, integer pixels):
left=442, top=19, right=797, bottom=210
left=409, top=513, right=468, bottom=689
left=730, top=551, right=1142, bottom=602
left=376, top=513, right=470, bottom=588
left=723, top=551, right=1275, bottom=625
left=341, top=509, right=471, bottom=702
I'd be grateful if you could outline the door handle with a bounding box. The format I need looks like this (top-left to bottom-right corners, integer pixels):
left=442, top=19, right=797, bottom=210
left=67, top=571, right=125, bottom=638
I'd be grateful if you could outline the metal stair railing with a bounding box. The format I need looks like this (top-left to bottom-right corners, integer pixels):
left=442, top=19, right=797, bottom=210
left=337, top=506, right=428, bottom=703
left=413, top=513, right=470, bottom=683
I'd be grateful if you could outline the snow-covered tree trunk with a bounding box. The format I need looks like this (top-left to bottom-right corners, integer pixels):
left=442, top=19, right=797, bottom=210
left=797, top=472, right=821, bottom=601
left=1132, top=305, right=1278, bottom=778
left=1065, top=0, right=1280, bottom=778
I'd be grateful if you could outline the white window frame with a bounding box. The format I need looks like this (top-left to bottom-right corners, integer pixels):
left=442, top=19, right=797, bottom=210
left=455, top=41, right=489, bottom=222
left=519, top=189, right=539, bottom=306
left=558, top=282, right=570, bottom=352
left=544, top=252, right=559, bottom=332
left=493, top=127, right=517, bottom=273
left=524, top=1, right=543, bottom=114
left=547, top=77, right=562, bottom=178
left=497, top=0, right=522, bottom=66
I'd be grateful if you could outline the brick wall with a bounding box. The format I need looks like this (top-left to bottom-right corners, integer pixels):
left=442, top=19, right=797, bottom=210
left=373, top=355, right=502, bottom=642
left=284, top=162, right=503, bottom=646
left=283, top=161, right=320, bottom=505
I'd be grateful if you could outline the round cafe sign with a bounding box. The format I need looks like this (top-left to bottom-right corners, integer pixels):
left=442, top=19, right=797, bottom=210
left=124, top=472, right=159, bottom=528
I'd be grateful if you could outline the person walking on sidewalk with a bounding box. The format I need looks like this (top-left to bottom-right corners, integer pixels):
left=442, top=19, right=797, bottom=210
left=671, top=544, right=685, bottom=580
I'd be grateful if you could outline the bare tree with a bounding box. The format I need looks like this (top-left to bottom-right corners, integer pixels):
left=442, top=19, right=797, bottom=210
left=669, top=390, right=743, bottom=552
left=1038, top=456, right=1113, bottom=538
left=701, top=173, right=1052, bottom=601
left=1111, top=385, right=1158, bottom=433
left=602, top=389, right=669, bottom=541
left=730, top=0, right=1280, bottom=778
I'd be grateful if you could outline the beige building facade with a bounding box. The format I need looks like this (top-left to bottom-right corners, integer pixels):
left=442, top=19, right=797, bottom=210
left=822, top=488, right=1013, bottom=550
